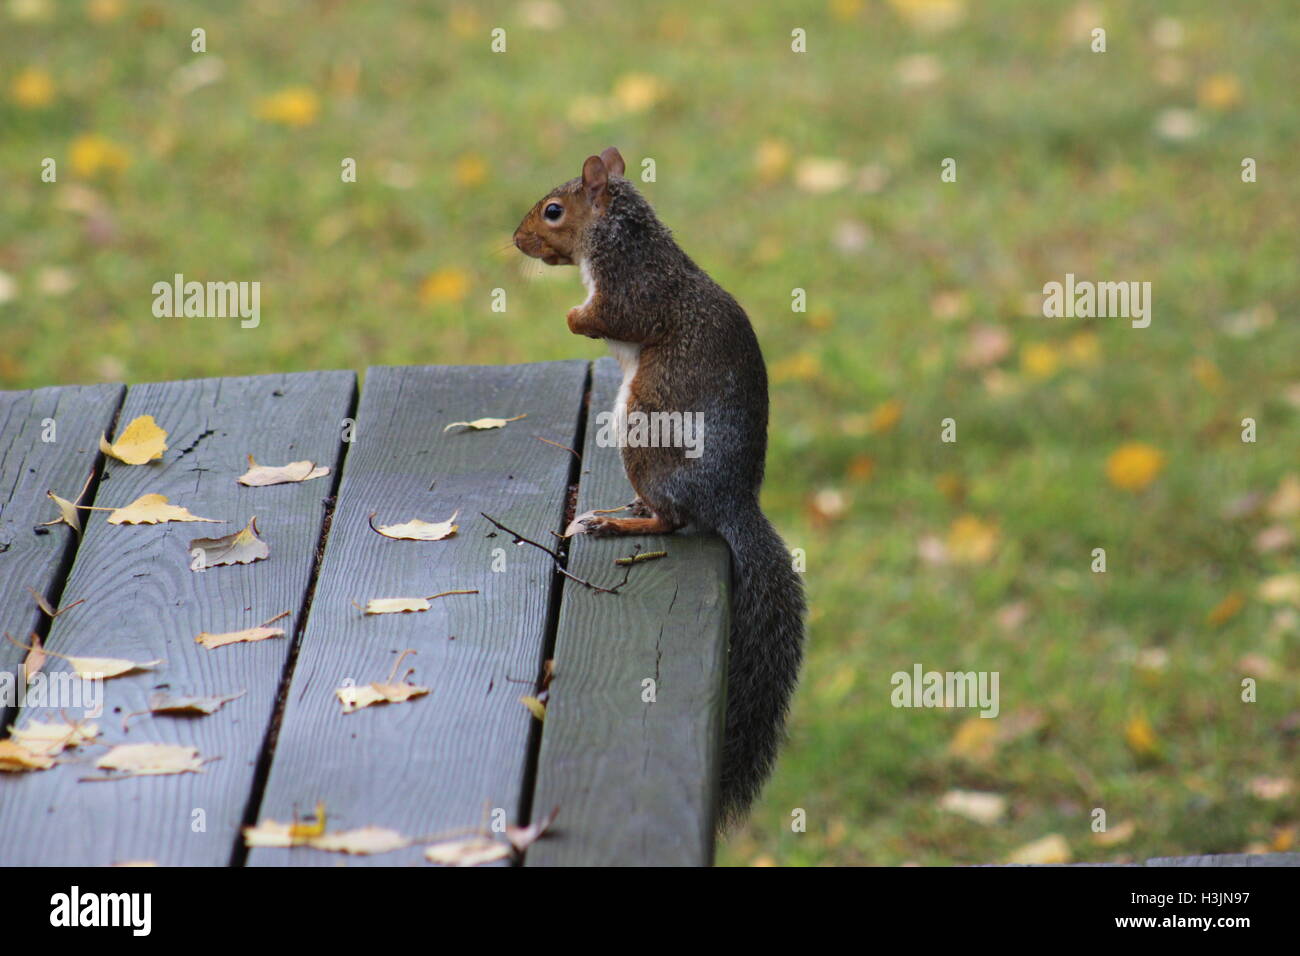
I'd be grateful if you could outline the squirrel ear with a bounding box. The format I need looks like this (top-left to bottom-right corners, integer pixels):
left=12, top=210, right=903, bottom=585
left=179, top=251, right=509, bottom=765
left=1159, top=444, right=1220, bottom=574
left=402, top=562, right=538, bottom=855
left=599, top=147, right=625, bottom=178
left=581, top=154, right=608, bottom=202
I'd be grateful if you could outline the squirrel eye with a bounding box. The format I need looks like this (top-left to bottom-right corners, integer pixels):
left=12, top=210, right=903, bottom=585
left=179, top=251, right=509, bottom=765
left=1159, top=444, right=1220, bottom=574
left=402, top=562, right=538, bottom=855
left=543, top=202, right=563, bottom=222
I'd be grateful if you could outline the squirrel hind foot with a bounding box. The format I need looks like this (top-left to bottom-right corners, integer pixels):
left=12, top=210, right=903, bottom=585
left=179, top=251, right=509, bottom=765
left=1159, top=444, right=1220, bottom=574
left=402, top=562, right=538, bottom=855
left=564, top=509, right=678, bottom=538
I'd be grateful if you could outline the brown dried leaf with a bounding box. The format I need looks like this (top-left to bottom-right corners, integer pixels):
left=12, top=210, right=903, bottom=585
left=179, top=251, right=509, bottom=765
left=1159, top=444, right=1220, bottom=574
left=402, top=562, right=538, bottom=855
left=357, top=589, right=478, bottom=614
left=107, top=493, right=221, bottom=525
left=189, top=516, right=269, bottom=569
left=195, top=612, right=289, bottom=650
left=62, top=655, right=161, bottom=680
left=99, top=415, right=168, bottom=465
left=336, top=680, right=429, bottom=714
left=23, top=633, right=46, bottom=683
left=126, top=690, right=246, bottom=728
left=237, top=455, right=330, bottom=487
left=8, top=719, right=99, bottom=757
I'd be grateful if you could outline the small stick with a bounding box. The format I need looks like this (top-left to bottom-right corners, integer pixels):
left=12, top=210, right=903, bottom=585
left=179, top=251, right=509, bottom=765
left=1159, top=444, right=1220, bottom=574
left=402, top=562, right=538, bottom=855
left=480, top=513, right=632, bottom=594
left=535, top=436, right=581, bottom=460
left=614, top=550, right=667, bottom=566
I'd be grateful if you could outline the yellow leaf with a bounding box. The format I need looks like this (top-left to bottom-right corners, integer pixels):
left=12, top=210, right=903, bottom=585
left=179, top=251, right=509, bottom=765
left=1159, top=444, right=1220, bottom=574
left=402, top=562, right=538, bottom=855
left=43, top=491, right=82, bottom=534
left=1105, top=442, right=1165, bottom=492
left=947, top=514, right=999, bottom=565
left=9, top=67, right=54, bottom=108
left=1006, top=833, right=1071, bottom=865
left=1020, top=342, right=1060, bottom=379
left=520, top=696, right=547, bottom=721
left=442, top=414, right=526, bottom=432
left=868, top=399, right=903, bottom=434
left=336, top=681, right=429, bottom=714
left=770, top=352, right=821, bottom=384
left=106, top=493, right=221, bottom=525
left=948, top=716, right=998, bottom=762
left=1091, top=819, right=1137, bottom=847
left=1124, top=714, right=1161, bottom=758
left=99, top=415, right=168, bottom=465
left=0, top=740, right=56, bottom=772
left=69, top=133, right=131, bottom=178
left=1197, top=73, right=1243, bottom=111
left=454, top=153, right=488, bottom=187
left=1206, top=591, right=1245, bottom=627
left=612, top=73, right=666, bottom=113
left=256, top=86, right=320, bottom=127
left=754, top=138, right=791, bottom=185
left=237, top=455, right=330, bottom=487
left=420, top=268, right=470, bottom=304
left=1191, top=356, right=1224, bottom=392
left=243, top=817, right=410, bottom=855
left=360, top=597, right=432, bottom=614
left=887, top=0, right=966, bottom=33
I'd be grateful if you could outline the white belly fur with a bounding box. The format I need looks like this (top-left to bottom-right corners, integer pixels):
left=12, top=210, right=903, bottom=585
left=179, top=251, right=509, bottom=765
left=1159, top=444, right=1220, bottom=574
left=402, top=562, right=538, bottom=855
left=579, top=259, right=641, bottom=426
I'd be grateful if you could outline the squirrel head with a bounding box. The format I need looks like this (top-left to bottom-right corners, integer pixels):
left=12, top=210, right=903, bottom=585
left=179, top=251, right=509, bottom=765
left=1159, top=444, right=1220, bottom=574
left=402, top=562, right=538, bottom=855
left=514, top=146, right=626, bottom=266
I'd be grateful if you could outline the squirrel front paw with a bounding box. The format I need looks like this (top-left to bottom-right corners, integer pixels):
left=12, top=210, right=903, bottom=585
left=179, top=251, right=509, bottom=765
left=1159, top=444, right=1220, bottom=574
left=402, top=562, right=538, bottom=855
left=566, top=307, right=602, bottom=339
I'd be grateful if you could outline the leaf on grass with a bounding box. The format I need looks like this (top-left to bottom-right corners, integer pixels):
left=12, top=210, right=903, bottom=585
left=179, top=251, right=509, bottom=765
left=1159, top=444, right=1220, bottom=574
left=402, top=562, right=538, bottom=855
left=1124, top=714, right=1161, bottom=759
left=106, top=493, right=221, bottom=525
left=90, top=743, right=205, bottom=778
left=8, top=719, right=99, bottom=757
left=424, top=837, right=512, bottom=866
left=368, top=511, right=459, bottom=541
left=237, top=455, right=330, bottom=487
left=124, top=690, right=246, bottom=727
left=1006, top=834, right=1072, bottom=865
left=442, top=414, right=526, bottom=433
left=189, top=517, right=270, bottom=569
left=355, top=589, right=479, bottom=614
left=0, top=740, right=56, bottom=772
left=520, top=695, right=547, bottom=721
left=100, top=415, right=168, bottom=465
left=938, top=789, right=1006, bottom=825
left=505, top=806, right=559, bottom=853
left=195, top=611, right=289, bottom=650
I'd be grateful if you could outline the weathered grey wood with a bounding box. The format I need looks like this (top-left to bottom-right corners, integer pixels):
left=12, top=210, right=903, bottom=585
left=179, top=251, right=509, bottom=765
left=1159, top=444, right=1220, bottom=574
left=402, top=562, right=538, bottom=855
left=0, top=371, right=356, bottom=865
left=1145, top=853, right=1300, bottom=867
left=0, top=384, right=125, bottom=680
left=248, top=362, right=587, bottom=867
left=526, top=357, right=730, bottom=867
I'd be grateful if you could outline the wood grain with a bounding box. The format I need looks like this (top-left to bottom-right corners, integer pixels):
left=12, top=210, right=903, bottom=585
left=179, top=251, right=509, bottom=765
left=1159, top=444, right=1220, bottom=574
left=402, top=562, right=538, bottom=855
left=0, top=384, right=124, bottom=680
left=247, top=362, right=587, bottom=867
left=0, top=372, right=356, bottom=865
left=525, top=357, right=730, bottom=867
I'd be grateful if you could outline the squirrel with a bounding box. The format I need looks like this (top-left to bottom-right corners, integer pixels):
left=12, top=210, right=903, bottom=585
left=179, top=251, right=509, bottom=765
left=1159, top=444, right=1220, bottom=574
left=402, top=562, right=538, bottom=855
left=513, top=146, right=806, bottom=826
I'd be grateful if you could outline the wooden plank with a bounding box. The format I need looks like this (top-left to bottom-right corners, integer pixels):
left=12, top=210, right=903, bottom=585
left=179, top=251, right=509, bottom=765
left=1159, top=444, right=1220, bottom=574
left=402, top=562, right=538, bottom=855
left=0, top=371, right=356, bottom=865
left=1144, top=853, right=1300, bottom=867
left=247, top=361, right=588, bottom=867
left=525, top=357, right=730, bottom=867
left=0, top=384, right=125, bottom=681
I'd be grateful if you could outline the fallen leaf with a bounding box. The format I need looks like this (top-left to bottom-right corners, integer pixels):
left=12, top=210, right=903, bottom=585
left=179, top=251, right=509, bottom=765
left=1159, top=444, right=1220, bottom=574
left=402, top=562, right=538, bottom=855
left=1006, top=833, right=1072, bottom=865
left=99, top=415, right=168, bottom=465
left=939, top=789, right=1006, bottom=825
left=23, top=633, right=45, bottom=683
left=41, top=469, right=95, bottom=534
left=442, top=414, right=526, bottom=433
left=1206, top=592, right=1245, bottom=627
left=8, top=719, right=99, bottom=756
left=61, top=655, right=161, bottom=680
left=368, top=511, right=459, bottom=541
left=1259, top=574, right=1300, bottom=606
left=125, top=690, right=246, bottom=727
left=255, top=86, right=320, bottom=127
left=195, top=611, right=290, bottom=650
left=90, top=743, right=206, bottom=778
left=356, top=590, right=478, bottom=615
left=948, top=717, right=999, bottom=762
left=1091, top=819, right=1137, bottom=848
left=0, top=740, right=56, bottom=772
left=505, top=806, right=559, bottom=852
left=1106, top=442, right=1165, bottom=492
left=237, top=455, right=330, bottom=487
left=947, top=514, right=1000, bottom=565
left=310, top=826, right=411, bottom=855
left=520, top=695, right=547, bottom=721
left=337, top=680, right=429, bottom=714
left=105, top=493, right=221, bottom=525
left=1247, top=776, right=1292, bottom=801
left=424, top=837, right=512, bottom=866
left=1125, top=714, right=1162, bottom=759
left=189, top=517, right=270, bottom=569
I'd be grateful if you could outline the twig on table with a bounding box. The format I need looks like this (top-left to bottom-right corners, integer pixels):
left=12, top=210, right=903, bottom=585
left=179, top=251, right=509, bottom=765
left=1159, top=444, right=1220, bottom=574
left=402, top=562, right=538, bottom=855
left=479, top=512, right=632, bottom=595
left=534, top=436, right=581, bottom=460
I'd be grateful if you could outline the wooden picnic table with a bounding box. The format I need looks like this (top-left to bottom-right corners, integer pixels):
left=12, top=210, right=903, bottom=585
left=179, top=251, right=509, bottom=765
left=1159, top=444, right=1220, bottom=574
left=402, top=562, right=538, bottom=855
left=0, top=358, right=730, bottom=866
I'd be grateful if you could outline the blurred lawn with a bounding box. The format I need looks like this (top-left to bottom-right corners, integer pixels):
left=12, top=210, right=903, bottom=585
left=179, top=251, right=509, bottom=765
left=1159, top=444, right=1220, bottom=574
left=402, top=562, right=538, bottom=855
left=2, top=0, right=1298, bottom=866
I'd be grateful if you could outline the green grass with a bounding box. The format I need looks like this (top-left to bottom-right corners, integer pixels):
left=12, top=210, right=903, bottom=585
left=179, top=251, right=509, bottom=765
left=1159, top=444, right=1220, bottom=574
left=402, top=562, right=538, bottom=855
left=2, top=0, right=1298, bottom=865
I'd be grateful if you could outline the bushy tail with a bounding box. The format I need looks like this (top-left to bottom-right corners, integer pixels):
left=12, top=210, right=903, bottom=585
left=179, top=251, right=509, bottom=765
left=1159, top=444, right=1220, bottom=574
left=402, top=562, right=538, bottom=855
left=716, top=502, right=806, bottom=827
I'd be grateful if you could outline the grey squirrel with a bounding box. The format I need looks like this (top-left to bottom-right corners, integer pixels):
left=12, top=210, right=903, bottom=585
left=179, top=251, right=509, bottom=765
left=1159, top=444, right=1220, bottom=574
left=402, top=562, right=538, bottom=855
left=513, top=146, right=806, bottom=825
